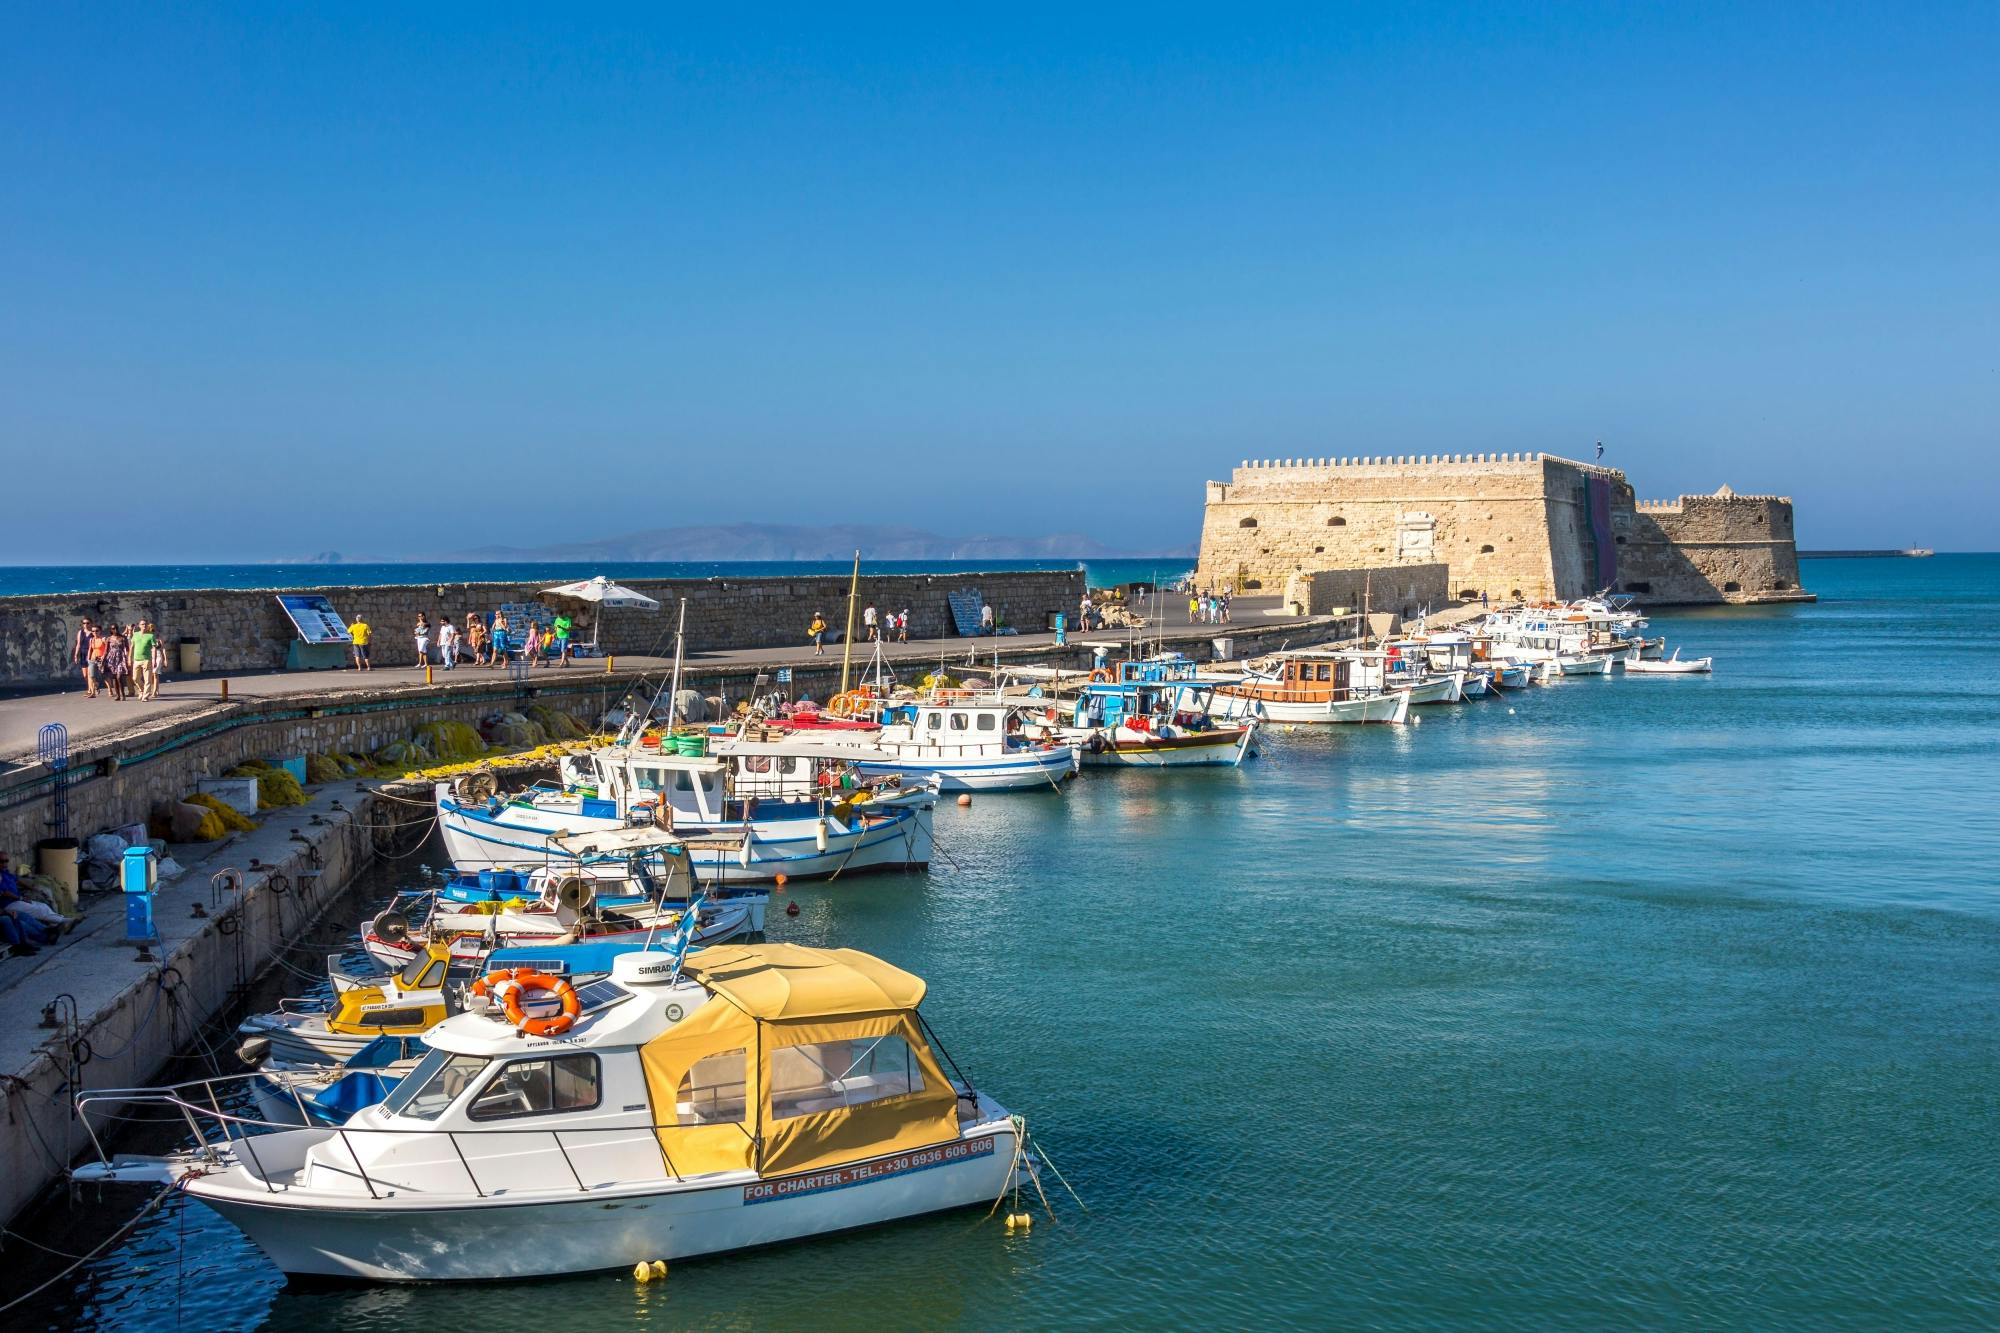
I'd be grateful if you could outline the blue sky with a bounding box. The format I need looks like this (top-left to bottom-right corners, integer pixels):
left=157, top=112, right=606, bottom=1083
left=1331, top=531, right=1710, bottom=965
left=3, top=3, right=1993, bottom=560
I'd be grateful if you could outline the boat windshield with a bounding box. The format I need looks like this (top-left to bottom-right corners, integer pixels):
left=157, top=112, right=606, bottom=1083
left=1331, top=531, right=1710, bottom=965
left=381, top=1049, right=491, bottom=1121
left=396, top=952, right=447, bottom=990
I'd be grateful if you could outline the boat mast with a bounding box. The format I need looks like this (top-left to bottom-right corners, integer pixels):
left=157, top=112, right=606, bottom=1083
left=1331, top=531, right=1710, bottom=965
left=839, top=548, right=861, bottom=696
left=664, top=597, right=688, bottom=728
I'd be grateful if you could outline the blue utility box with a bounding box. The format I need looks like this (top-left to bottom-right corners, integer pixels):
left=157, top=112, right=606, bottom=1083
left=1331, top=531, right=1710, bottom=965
left=123, top=845, right=160, bottom=945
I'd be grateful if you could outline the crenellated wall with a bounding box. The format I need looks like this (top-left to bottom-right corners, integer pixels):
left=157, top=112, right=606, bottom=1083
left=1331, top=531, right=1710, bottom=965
left=1195, top=454, right=1808, bottom=606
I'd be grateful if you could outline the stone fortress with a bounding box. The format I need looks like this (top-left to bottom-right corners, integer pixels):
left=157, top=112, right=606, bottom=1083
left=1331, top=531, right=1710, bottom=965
left=1194, top=452, right=1811, bottom=609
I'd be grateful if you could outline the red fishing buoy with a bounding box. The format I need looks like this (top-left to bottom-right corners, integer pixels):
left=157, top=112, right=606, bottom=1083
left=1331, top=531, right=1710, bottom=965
left=785, top=900, right=801, bottom=917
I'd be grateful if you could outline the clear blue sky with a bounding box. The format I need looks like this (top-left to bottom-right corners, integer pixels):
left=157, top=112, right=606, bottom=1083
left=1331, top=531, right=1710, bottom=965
left=3, top=3, right=1993, bottom=561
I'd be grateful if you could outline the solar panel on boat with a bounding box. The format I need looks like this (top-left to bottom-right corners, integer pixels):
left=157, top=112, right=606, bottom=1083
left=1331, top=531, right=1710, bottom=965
left=575, top=979, right=631, bottom=1013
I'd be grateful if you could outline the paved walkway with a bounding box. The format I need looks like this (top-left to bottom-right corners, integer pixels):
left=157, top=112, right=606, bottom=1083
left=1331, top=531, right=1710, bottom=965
left=1, top=598, right=1313, bottom=768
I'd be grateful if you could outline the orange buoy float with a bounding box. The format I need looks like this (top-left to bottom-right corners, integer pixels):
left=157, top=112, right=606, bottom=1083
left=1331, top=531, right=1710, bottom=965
left=956, top=793, right=972, bottom=807
left=473, top=967, right=581, bottom=1037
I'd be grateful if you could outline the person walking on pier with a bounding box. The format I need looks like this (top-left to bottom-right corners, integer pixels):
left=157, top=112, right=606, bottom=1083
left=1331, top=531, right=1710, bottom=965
left=413, top=614, right=431, bottom=666
left=898, top=608, right=910, bottom=643
left=980, top=602, right=995, bottom=636
left=552, top=613, right=573, bottom=666
left=1188, top=594, right=1199, bottom=623
left=523, top=618, right=545, bottom=667
left=438, top=617, right=460, bottom=669
left=808, top=613, right=827, bottom=656
left=130, top=621, right=156, bottom=700
left=464, top=613, right=485, bottom=666
left=489, top=611, right=509, bottom=667
left=349, top=616, right=373, bottom=671
left=863, top=604, right=878, bottom=641
left=71, top=618, right=98, bottom=697
left=102, top=626, right=131, bottom=702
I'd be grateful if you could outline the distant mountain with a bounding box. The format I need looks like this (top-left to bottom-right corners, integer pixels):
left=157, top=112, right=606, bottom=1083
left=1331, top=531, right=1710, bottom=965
left=440, top=523, right=1190, bottom=563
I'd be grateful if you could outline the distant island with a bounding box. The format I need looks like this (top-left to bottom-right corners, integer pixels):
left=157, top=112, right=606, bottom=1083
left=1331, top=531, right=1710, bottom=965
left=426, top=523, right=1192, bottom=564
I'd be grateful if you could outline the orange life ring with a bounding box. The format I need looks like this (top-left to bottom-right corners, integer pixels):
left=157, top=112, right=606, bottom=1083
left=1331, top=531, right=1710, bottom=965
left=474, top=968, right=581, bottom=1037
left=1089, top=669, right=1112, bottom=683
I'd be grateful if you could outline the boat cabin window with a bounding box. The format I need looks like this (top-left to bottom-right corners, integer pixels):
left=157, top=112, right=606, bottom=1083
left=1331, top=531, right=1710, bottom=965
left=743, top=755, right=773, bottom=773
left=383, top=1051, right=490, bottom=1121
left=632, top=766, right=666, bottom=792
left=676, top=1047, right=748, bottom=1125
left=948, top=713, right=969, bottom=731
left=924, top=712, right=943, bottom=732
left=467, top=1054, right=602, bottom=1121
left=1315, top=664, right=1331, bottom=682
left=770, top=1034, right=927, bottom=1120
left=975, top=713, right=997, bottom=731
left=396, top=954, right=448, bottom=990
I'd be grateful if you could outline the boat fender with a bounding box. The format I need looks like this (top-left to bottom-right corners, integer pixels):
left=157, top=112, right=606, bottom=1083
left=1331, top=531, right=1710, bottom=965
left=786, top=900, right=801, bottom=916
left=1086, top=734, right=1106, bottom=754
left=236, top=1036, right=271, bottom=1068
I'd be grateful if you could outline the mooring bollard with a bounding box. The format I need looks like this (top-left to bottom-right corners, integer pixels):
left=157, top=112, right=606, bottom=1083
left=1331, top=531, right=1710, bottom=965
left=606, top=655, right=615, bottom=674
left=220, top=679, right=229, bottom=701
left=425, top=664, right=434, bottom=685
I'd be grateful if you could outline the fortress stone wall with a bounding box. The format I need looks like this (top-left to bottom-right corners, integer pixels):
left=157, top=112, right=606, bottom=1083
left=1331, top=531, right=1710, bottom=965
left=1195, top=453, right=1808, bottom=607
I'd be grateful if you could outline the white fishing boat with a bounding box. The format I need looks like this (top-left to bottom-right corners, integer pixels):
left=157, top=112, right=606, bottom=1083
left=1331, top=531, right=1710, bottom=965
left=1212, top=650, right=1413, bottom=724
left=76, top=943, right=1021, bottom=1282
left=1550, top=651, right=1614, bottom=676
left=844, top=699, right=1078, bottom=791
left=436, top=742, right=935, bottom=883
left=361, top=856, right=767, bottom=974
left=1010, top=657, right=1259, bottom=767
left=1624, top=651, right=1713, bottom=675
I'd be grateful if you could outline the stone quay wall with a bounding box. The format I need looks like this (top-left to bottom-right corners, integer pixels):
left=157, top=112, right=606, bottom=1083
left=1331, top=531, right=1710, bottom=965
left=0, top=678, right=618, bottom=856
left=1281, top=564, right=1450, bottom=620
left=1195, top=453, right=1809, bottom=606
left=0, top=570, right=1086, bottom=692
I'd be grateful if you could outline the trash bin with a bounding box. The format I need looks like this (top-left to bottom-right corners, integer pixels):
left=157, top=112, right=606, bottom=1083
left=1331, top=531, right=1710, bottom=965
left=34, top=837, right=80, bottom=914
left=179, top=638, right=202, bottom=673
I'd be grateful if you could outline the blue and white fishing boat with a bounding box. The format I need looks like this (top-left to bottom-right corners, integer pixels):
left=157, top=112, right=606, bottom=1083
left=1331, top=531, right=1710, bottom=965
left=1012, top=656, right=1258, bottom=767
left=840, top=699, right=1077, bottom=791
left=435, top=741, right=935, bottom=883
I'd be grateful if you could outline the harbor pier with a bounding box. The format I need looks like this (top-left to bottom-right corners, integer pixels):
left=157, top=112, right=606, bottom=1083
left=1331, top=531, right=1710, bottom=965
left=0, top=590, right=1328, bottom=1227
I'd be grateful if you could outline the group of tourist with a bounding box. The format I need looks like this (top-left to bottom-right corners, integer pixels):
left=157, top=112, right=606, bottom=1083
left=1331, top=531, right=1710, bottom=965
left=352, top=611, right=580, bottom=673
left=859, top=606, right=914, bottom=643
left=1188, top=590, right=1232, bottom=625
left=69, top=617, right=166, bottom=702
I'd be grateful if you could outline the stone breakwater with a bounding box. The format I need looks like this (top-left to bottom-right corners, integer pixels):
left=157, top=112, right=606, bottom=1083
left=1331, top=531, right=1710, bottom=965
left=0, top=569, right=1087, bottom=692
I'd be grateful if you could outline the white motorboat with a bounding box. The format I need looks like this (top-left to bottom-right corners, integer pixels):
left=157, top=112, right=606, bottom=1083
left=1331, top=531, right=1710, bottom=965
left=1550, top=652, right=1614, bottom=676
left=1212, top=650, right=1413, bottom=724
left=436, top=742, right=935, bottom=883
left=77, top=943, right=1021, bottom=1282
left=1624, top=651, right=1713, bottom=675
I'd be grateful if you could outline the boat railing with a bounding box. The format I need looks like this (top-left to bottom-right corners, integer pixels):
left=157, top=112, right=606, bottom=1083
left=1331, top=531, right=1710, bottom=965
left=76, top=1079, right=762, bottom=1200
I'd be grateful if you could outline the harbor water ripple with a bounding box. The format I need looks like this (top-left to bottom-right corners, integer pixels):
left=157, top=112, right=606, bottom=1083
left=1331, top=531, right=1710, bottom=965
left=30, top=557, right=2000, bottom=1330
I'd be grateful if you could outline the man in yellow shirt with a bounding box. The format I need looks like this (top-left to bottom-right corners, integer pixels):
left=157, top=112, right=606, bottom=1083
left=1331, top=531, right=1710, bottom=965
left=349, top=618, right=373, bottom=671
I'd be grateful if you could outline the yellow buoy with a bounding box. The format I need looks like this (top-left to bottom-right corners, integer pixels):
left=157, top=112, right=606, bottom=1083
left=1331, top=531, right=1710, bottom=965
left=633, top=1262, right=653, bottom=1282
left=634, top=1259, right=668, bottom=1281
left=650, top=1260, right=669, bottom=1279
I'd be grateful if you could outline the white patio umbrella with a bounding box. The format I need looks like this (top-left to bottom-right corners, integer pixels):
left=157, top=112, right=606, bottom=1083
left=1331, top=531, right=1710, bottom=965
left=540, top=576, right=662, bottom=648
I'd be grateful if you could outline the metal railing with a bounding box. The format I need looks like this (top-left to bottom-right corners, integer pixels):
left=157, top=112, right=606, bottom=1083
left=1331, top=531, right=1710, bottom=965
left=74, top=1077, right=767, bottom=1202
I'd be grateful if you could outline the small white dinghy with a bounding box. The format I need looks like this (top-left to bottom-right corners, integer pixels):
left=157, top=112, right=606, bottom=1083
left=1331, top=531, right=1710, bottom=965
left=1624, top=649, right=1713, bottom=675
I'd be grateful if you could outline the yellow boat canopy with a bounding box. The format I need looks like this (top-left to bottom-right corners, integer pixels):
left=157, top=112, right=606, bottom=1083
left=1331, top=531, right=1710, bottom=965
left=640, top=944, right=959, bottom=1179
left=680, top=943, right=928, bottom=1020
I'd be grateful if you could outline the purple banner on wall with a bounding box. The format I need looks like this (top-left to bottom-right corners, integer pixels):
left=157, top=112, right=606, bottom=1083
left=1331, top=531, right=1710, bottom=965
left=1587, top=476, right=1618, bottom=589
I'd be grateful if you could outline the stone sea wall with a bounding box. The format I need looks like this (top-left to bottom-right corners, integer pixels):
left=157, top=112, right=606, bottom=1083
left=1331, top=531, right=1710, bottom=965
left=0, top=570, right=1086, bottom=691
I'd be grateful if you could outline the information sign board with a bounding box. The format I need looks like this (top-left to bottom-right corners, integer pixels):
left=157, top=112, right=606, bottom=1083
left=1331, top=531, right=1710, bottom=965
left=276, top=595, right=352, bottom=644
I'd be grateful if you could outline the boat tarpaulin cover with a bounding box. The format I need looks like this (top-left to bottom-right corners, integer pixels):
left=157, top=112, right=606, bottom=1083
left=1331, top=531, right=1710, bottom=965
left=638, top=944, right=959, bottom=1177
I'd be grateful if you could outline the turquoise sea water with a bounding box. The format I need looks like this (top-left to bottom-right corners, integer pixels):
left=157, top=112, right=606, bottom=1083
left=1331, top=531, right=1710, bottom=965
left=13, top=557, right=1998, bottom=1330
left=0, top=559, right=1190, bottom=599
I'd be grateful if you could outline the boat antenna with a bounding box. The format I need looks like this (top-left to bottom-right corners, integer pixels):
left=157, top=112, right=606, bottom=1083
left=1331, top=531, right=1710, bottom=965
left=839, top=548, right=861, bottom=696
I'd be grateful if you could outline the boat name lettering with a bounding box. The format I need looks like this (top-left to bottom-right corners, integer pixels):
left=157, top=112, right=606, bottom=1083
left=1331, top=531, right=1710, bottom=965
left=742, top=1136, right=997, bottom=1205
